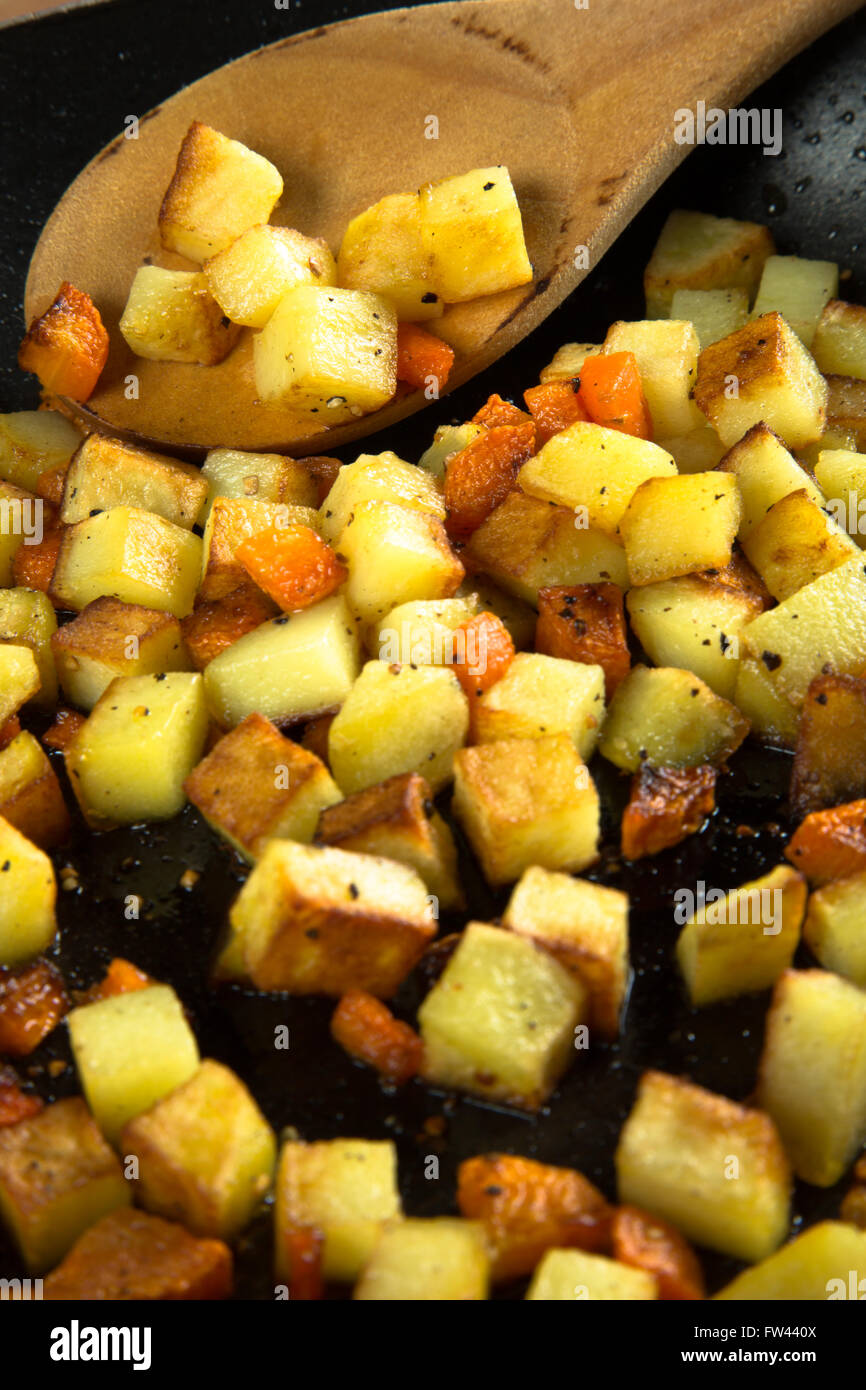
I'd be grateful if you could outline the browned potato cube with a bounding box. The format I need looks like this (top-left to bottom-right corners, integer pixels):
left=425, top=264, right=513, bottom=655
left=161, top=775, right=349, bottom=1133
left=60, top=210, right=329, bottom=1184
left=184, top=712, right=341, bottom=861
left=643, top=210, right=774, bottom=318
left=0, top=730, right=70, bottom=848
left=316, top=771, right=461, bottom=910
left=60, top=434, right=207, bottom=530
left=825, top=374, right=866, bottom=452
left=790, top=674, right=866, bottom=817
left=51, top=597, right=190, bottom=711
left=43, top=1207, right=233, bottom=1300
left=0, top=1096, right=130, bottom=1271
left=812, top=299, right=866, bottom=380
left=200, top=496, right=319, bottom=601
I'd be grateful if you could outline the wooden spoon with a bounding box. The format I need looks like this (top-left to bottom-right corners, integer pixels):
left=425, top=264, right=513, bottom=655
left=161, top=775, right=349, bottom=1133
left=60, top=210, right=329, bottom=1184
left=24, top=0, right=860, bottom=458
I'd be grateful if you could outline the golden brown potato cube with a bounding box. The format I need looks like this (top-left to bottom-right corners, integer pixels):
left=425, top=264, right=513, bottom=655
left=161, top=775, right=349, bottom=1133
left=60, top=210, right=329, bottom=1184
left=643, top=209, right=774, bottom=319
left=715, top=1220, right=866, bottom=1300
left=803, top=871, right=866, bottom=988
left=418, top=165, right=531, bottom=303
left=418, top=921, right=586, bottom=1110
left=790, top=673, right=866, bottom=817
left=316, top=771, right=461, bottom=910
left=0, top=409, right=81, bottom=493
left=452, top=734, right=600, bottom=886
left=43, top=1207, right=233, bottom=1300
left=475, top=652, right=606, bottom=761
left=354, top=1217, right=490, bottom=1300
left=812, top=299, right=866, bottom=380
left=184, top=711, right=341, bottom=861
left=338, top=501, right=464, bottom=629
left=526, top=1248, right=658, bottom=1300
left=599, top=665, right=749, bottom=772
left=741, top=486, right=859, bottom=601
left=200, top=496, right=319, bottom=601
left=224, top=839, right=436, bottom=996
left=0, top=815, right=57, bottom=967
left=0, top=1096, right=130, bottom=1272
left=757, top=967, right=866, bottom=1187
left=602, top=318, right=704, bottom=437
left=616, top=1070, right=791, bottom=1261
left=204, top=224, right=336, bottom=328
left=0, top=644, right=40, bottom=726
left=201, top=448, right=318, bottom=524
left=337, top=191, right=442, bottom=322
left=825, top=374, right=866, bottom=452
left=620, top=472, right=742, bottom=586
left=0, top=480, right=38, bottom=586
left=60, top=434, right=207, bottom=530
left=502, top=866, right=629, bottom=1039
left=51, top=506, right=203, bottom=618
left=539, top=341, right=602, bottom=384
left=119, top=267, right=240, bottom=365
left=158, top=120, right=283, bottom=263
left=0, top=730, right=70, bottom=848
left=120, top=1060, right=276, bottom=1241
left=0, top=587, right=58, bottom=709
left=695, top=312, right=827, bottom=450
left=51, top=597, right=189, bottom=711
left=626, top=574, right=764, bottom=702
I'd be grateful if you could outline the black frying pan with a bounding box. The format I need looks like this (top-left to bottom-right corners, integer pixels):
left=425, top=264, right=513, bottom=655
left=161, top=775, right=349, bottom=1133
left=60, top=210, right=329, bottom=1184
left=0, top=0, right=864, bottom=1299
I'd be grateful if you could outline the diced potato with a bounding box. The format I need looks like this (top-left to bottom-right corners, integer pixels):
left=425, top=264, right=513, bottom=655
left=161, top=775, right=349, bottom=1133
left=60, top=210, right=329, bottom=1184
left=67, top=984, right=200, bottom=1144
left=694, top=312, right=827, bottom=449
left=539, top=342, right=602, bottom=384
left=0, top=587, right=58, bottom=708
left=200, top=496, right=319, bottom=601
left=121, top=1059, right=275, bottom=1241
left=733, top=657, right=800, bottom=748
left=0, top=410, right=80, bottom=492
left=60, top=434, right=207, bottom=530
left=355, top=1217, right=489, bottom=1300
left=0, top=644, right=40, bottom=725
left=328, top=660, right=468, bottom=794
left=0, top=1097, right=129, bottom=1272
left=518, top=421, right=676, bottom=536
left=669, top=288, right=749, bottom=347
left=616, top=1069, right=791, bottom=1261
left=275, top=1138, right=402, bottom=1284
left=337, top=192, right=442, bottom=322
left=467, top=492, right=629, bottom=602
left=791, top=673, right=866, bottom=820
left=0, top=815, right=56, bottom=966
left=644, top=209, right=774, bottom=318
left=253, top=285, right=397, bottom=415
left=475, top=651, right=605, bottom=761
left=316, top=771, right=461, bottom=910
left=372, top=595, right=478, bottom=664
left=418, top=921, right=586, bottom=1109
left=158, top=121, right=283, bottom=263
left=65, top=671, right=208, bottom=827
left=418, top=166, right=531, bottom=303
left=43, top=1207, right=233, bottom=1301
left=184, top=712, right=341, bottom=860
left=502, top=866, right=629, bottom=1039
left=751, top=255, right=838, bottom=348
left=620, top=472, right=741, bottom=585
left=602, top=319, right=704, bottom=436
left=418, top=422, right=484, bottom=477
left=599, top=665, right=749, bottom=771
left=51, top=597, right=188, bottom=711
left=715, top=1221, right=866, bottom=1300
left=675, top=865, right=806, bottom=1006
left=203, top=595, right=361, bottom=728
left=0, top=481, right=37, bottom=585
left=338, top=501, right=463, bottom=628
left=221, top=839, right=435, bottom=996
left=205, top=224, right=336, bottom=327
left=461, top=574, right=536, bottom=648
left=815, top=447, right=866, bottom=548
left=119, top=267, right=240, bottom=365
left=51, top=506, right=202, bottom=618
left=655, top=424, right=726, bottom=474
left=0, top=730, right=70, bottom=848
left=452, top=734, right=600, bottom=884
left=526, top=1248, right=657, bottom=1300
left=626, top=576, right=763, bottom=700
left=318, top=450, right=444, bottom=544
left=803, top=872, right=866, bottom=987
left=756, top=967, right=866, bottom=1186
left=812, top=299, right=866, bottom=380
left=201, top=448, right=318, bottom=524
left=741, top=556, right=866, bottom=710
left=824, top=375, right=866, bottom=454
left=718, top=422, right=824, bottom=538
left=741, top=486, right=858, bottom=600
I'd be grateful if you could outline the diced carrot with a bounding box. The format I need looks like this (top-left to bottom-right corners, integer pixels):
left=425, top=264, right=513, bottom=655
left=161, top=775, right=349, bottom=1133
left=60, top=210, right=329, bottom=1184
left=300, top=712, right=336, bottom=765
left=235, top=524, right=347, bottom=612
left=0, top=716, right=21, bottom=751
left=331, top=990, right=423, bottom=1085
left=856, top=1155, right=866, bottom=1183
left=536, top=583, right=630, bottom=698
left=451, top=610, right=515, bottom=738
left=457, top=1153, right=612, bottom=1282
left=840, top=1184, right=866, bottom=1230
left=42, top=707, right=86, bottom=751
left=35, top=463, right=69, bottom=508
left=621, top=764, right=717, bottom=860
left=81, top=957, right=154, bottom=1006
left=281, top=1226, right=325, bottom=1301
left=523, top=380, right=589, bottom=444
left=0, top=1066, right=43, bottom=1127
left=472, top=393, right=536, bottom=434
left=18, top=281, right=109, bottom=402
left=297, top=455, right=343, bottom=507
left=0, top=959, right=68, bottom=1057
left=11, top=524, right=63, bottom=596
left=43, top=1208, right=233, bottom=1300
left=396, top=322, right=455, bottom=394
left=181, top=585, right=278, bottom=671
left=444, top=422, right=535, bottom=537
left=611, top=1205, right=705, bottom=1300
left=785, top=799, right=866, bottom=884
left=578, top=351, right=653, bottom=439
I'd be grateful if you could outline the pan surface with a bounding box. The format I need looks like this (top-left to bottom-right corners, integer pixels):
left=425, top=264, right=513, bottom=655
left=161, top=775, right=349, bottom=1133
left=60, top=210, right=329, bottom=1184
left=0, top=0, right=864, bottom=1297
